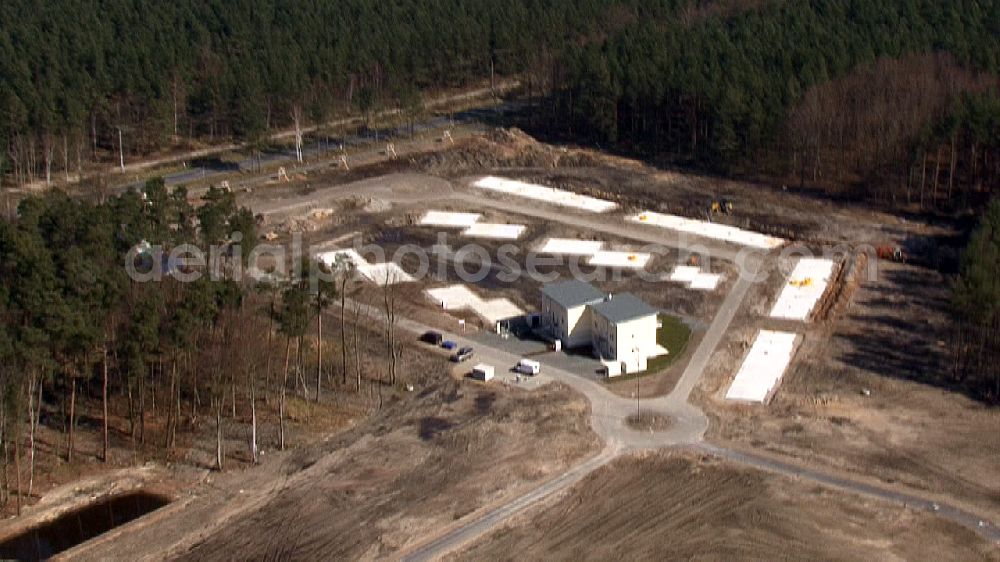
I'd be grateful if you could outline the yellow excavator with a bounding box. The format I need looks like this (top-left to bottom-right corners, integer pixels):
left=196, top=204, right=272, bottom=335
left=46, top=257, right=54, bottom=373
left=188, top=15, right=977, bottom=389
left=709, top=199, right=734, bottom=215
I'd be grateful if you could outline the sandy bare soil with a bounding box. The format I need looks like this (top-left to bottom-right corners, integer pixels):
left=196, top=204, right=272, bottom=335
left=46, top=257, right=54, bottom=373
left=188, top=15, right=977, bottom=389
left=9, top=125, right=995, bottom=560
left=112, top=379, right=599, bottom=561
left=250, top=129, right=1000, bottom=532
left=454, top=451, right=999, bottom=562
left=698, top=257, right=1000, bottom=523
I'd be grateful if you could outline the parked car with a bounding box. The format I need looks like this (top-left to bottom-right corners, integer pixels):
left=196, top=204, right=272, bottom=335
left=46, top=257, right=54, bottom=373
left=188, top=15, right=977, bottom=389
left=420, top=331, right=444, bottom=345
left=442, top=340, right=457, bottom=350
left=451, top=346, right=474, bottom=363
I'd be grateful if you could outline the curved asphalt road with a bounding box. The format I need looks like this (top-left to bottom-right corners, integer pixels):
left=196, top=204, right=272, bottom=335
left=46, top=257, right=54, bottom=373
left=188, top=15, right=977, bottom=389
left=365, top=268, right=998, bottom=558
left=397, top=445, right=621, bottom=562
left=246, top=155, right=1000, bottom=557
left=699, top=443, right=1000, bottom=543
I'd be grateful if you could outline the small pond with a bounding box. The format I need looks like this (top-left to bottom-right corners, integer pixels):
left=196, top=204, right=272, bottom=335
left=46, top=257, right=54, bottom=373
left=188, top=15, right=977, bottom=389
left=0, top=491, right=170, bottom=561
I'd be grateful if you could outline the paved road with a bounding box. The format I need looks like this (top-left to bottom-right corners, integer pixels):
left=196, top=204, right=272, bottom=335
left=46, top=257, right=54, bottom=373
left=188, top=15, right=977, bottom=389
left=367, top=274, right=1000, bottom=557
left=97, top=81, right=520, bottom=186
left=253, top=170, right=999, bottom=555
left=450, top=191, right=746, bottom=263
left=658, top=271, right=755, bottom=406
left=345, top=297, right=711, bottom=452
left=396, top=446, right=620, bottom=562
left=339, top=297, right=713, bottom=561
left=339, top=259, right=743, bottom=561
left=699, top=443, right=1000, bottom=544
left=117, top=100, right=524, bottom=194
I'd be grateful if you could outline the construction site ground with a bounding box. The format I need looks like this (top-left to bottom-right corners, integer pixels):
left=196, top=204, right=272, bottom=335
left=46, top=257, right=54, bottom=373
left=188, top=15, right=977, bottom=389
left=245, top=129, right=999, bottom=549
left=452, top=451, right=999, bottom=562
left=6, top=125, right=999, bottom=558
left=697, top=255, right=1000, bottom=524
left=74, top=380, right=598, bottom=561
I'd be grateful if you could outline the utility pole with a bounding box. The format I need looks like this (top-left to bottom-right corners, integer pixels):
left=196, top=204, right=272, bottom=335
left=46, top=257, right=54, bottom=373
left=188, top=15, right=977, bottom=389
left=633, top=335, right=640, bottom=418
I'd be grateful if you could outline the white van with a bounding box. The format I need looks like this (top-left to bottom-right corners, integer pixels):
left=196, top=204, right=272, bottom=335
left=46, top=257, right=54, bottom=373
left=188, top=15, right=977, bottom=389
left=516, top=358, right=541, bottom=375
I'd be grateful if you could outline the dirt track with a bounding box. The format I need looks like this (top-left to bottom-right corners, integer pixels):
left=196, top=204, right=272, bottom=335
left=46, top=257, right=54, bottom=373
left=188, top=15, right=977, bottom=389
left=453, top=452, right=1000, bottom=562
left=158, top=380, right=597, bottom=561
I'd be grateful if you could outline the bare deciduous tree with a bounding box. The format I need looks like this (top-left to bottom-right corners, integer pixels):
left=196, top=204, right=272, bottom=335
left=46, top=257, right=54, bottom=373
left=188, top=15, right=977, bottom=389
left=382, top=277, right=401, bottom=388
left=291, top=105, right=304, bottom=163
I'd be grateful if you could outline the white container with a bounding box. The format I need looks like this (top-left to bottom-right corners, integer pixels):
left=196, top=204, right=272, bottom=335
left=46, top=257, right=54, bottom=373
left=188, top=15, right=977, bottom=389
left=516, top=359, right=541, bottom=375
left=472, top=364, right=494, bottom=381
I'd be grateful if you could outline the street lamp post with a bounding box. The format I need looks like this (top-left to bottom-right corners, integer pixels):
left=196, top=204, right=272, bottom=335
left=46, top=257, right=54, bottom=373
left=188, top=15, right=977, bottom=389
left=632, top=334, right=640, bottom=419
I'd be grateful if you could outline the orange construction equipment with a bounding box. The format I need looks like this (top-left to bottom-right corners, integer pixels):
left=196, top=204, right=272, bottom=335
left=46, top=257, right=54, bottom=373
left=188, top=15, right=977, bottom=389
left=876, top=245, right=906, bottom=262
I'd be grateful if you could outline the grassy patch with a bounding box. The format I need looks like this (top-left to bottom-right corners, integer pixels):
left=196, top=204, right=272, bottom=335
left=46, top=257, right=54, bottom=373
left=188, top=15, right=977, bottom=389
left=645, top=314, right=692, bottom=373
left=604, top=314, right=691, bottom=383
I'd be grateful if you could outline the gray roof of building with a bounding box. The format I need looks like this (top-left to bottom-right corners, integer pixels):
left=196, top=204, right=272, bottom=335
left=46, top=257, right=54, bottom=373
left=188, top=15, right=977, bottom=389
left=590, top=293, right=658, bottom=324
left=540, top=280, right=605, bottom=309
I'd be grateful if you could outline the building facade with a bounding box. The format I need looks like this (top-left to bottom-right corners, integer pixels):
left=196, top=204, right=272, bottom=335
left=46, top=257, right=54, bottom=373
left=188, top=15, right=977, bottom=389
left=590, top=294, right=659, bottom=375
left=540, top=281, right=662, bottom=376
left=539, top=280, right=605, bottom=348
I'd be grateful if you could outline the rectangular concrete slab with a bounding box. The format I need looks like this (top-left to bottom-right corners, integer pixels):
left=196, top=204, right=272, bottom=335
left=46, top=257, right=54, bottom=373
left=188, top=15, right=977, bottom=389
left=426, top=285, right=481, bottom=309
left=630, top=211, right=785, bottom=250
left=587, top=250, right=651, bottom=269
left=669, top=266, right=701, bottom=283
left=473, top=176, right=617, bottom=213
left=668, top=266, right=721, bottom=291
left=358, top=262, right=414, bottom=285
left=478, top=298, right=525, bottom=323
left=315, top=249, right=413, bottom=285
left=769, top=258, right=836, bottom=321
left=419, top=210, right=482, bottom=228
left=538, top=238, right=605, bottom=256
left=315, top=249, right=365, bottom=268
left=726, top=330, right=797, bottom=403
left=689, top=273, right=722, bottom=291
left=425, top=284, right=524, bottom=324
left=462, top=223, right=526, bottom=240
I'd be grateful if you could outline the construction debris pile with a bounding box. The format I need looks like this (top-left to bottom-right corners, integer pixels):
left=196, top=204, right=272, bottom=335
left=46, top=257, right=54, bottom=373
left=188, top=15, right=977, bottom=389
left=417, top=127, right=604, bottom=172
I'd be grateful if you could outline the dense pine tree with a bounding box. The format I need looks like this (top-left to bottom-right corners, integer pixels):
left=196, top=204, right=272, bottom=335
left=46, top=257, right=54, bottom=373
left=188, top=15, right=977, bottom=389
left=0, top=0, right=669, bottom=183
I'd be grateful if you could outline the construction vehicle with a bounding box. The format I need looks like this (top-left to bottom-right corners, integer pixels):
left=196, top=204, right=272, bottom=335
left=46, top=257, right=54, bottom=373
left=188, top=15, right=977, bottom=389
left=709, top=199, right=734, bottom=215
left=876, top=245, right=906, bottom=263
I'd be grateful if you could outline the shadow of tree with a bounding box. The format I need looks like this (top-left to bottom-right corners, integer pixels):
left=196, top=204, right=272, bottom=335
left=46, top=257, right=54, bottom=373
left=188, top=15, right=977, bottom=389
left=833, top=265, right=994, bottom=401
left=418, top=416, right=453, bottom=441
left=474, top=393, right=496, bottom=415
